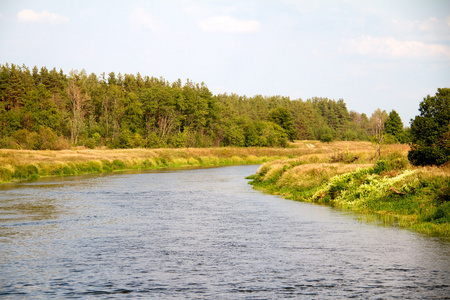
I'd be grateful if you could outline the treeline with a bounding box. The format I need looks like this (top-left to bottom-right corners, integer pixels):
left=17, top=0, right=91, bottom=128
left=0, top=63, right=406, bottom=149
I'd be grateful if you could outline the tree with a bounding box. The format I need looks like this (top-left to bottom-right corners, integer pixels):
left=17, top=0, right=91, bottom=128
left=253, top=121, right=288, bottom=147
left=317, top=126, right=334, bottom=143
left=369, top=108, right=388, bottom=156
left=67, top=78, right=90, bottom=145
left=408, top=88, right=450, bottom=166
left=0, top=62, right=378, bottom=149
left=384, top=110, right=405, bottom=143
left=268, top=107, right=296, bottom=141
left=22, top=84, right=61, bottom=131
left=369, top=109, right=388, bottom=139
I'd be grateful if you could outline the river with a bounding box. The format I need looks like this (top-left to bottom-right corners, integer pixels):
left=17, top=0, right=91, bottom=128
left=0, top=165, right=449, bottom=299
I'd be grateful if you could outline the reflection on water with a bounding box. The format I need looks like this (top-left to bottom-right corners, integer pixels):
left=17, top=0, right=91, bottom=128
left=1, top=199, right=59, bottom=221
left=0, top=166, right=449, bottom=299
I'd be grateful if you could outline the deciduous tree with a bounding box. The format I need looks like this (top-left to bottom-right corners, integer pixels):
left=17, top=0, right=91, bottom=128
left=408, top=88, right=450, bottom=166
left=67, top=77, right=90, bottom=145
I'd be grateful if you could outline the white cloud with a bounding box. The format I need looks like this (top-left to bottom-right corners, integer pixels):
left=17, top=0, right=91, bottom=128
left=389, top=15, right=450, bottom=42
left=198, top=15, right=261, bottom=33
left=130, top=7, right=169, bottom=35
left=17, top=9, right=68, bottom=25
left=341, top=36, right=450, bottom=59
left=417, top=16, right=450, bottom=39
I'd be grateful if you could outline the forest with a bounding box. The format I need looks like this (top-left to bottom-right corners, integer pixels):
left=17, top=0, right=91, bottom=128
left=0, top=63, right=407, bottom=150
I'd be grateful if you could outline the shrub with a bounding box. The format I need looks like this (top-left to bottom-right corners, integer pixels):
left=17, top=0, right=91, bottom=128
left=422, top=202, right=450, bottom=224
left=408, top=88, right=450, bottom=166
left=83, top=138, right=96, bottom=149
left=11, top=127, right=68, bottom=150
left=342, top=129, right=358, bottom=141
left=101, top=160, right=113, bottom=172
left=113, top=159, right=126, bottom=170
left=317, top=126, right=334, bottom=143
left=0, top=136, right=15, bottom=149
left=0, top=167, right=13, bottom=182
left=13, top=164, right=39, bottom=179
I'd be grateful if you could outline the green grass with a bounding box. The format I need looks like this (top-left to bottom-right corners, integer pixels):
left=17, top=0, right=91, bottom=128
left=249, top=153, right=450, bottom=236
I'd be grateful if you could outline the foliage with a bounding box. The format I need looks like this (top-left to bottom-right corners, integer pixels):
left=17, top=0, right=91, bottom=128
left=384, top=110, right=408, bottom=143
left=317, top=126, right=334, bottom=143
left=408, top=88, right=450, bottom=166
left=268, top=107, right=296, bottom=141
left=249, top=148, right=449, bottom=236
left=1, top=63, right=384, bottom=149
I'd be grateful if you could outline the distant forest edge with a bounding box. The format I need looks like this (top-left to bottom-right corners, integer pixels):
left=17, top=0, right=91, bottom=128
left=0, top=63, right=408, bottom=150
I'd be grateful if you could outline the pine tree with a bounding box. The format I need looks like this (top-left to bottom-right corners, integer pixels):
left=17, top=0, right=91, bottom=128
left=384, top=110, right=404, bottom=143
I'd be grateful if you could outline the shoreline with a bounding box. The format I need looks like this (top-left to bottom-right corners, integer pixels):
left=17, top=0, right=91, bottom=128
left=0, top=145, right=325, bottom=184
left=0, top=141, right=400, bottom=184
left=2, top=142, right=448, bottom=236
left=248, top=157, right=450, bottom=237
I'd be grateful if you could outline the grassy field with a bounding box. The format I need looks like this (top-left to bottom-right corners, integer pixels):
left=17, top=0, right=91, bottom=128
left=0, top=143, right=333, bottom=183
left=0, top=140, right=408, bottom=184
left=248, top=141, right=450, bottom=236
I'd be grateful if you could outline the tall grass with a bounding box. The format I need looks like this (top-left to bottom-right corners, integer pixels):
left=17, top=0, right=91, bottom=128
left=0, top=144, right=329, bottom=183
left=249, top=143, right=450, bottom=236
left=0, top=141, right=402, bottom=184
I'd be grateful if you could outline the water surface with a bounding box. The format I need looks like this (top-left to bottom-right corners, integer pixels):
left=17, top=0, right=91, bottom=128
left=1, top=165, right=449, bottom=299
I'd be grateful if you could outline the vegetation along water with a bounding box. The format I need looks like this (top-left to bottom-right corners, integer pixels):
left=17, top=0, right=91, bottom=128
left=248, top=141, right=450, bottom=236
left=1, top=63, right=449, bottom=236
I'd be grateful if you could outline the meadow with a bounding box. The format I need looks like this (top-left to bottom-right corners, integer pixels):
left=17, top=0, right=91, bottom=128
left=0, top=143, right=328, bottom=184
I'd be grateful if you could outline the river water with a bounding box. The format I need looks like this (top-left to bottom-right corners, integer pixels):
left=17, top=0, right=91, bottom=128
left=0, top=165, right=449, bottom=299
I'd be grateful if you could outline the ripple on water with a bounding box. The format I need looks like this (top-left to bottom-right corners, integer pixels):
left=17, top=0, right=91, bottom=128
left=0, top=166, right=449, bottom=299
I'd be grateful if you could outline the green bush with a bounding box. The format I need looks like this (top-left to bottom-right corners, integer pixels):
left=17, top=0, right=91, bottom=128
left=62, top=165, right=76, bottom=175
left=0, top=136, right=15, bottom=149
left=84, top=138, right=97, bottom=149
left=0, top=167, right=13, bottom=182
left=101, top=160, right=113, bottom=172
left=11, top=127, right=68, bottom=150
left=317, top=126, right=334, bottom=143
left=408, top=88, right=450, bottom=166
left=342, top=129, right=358, bottom=141
left=373, top=152, right=409, bottom=173
left=13, top=164, right=39, bottom=179
left=422, top=202, right=450, bottom=224
left=113, top=159, right=126, bottom=170
left=408, top=145, right=449, bottom=166
left=117, top=129, right=146, bottom=148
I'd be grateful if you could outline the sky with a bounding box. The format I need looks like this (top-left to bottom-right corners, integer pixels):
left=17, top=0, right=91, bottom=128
left=1, top=0, right=449, bottom=125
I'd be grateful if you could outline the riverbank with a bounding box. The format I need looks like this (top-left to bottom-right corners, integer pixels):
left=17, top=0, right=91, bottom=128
left=248, top=147, right=450, bottom=236
left=0, top=143, right=332, bottom=184
left=2, top=141, right=448, bottom=235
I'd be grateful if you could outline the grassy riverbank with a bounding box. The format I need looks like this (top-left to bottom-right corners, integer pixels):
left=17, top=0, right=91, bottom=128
left=0, top=144, right=331, bottom=184
left=248, top=142, right=450, bottom=236
left=3, top=141, right=448, bottom=236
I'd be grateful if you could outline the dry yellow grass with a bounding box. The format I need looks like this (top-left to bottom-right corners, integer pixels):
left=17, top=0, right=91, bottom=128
left=278, top=163, right=374, bottom=189
left=256, top=140, right=409, bottom=178
left=0, top=141, right=408, bottom=166
left=0, top=147, right=295, bottom=166
left=0, top=141, right=411, bottom=183
left=251, top=143, right=450, bottom=236
left=414, top=165, right=450, bottom=179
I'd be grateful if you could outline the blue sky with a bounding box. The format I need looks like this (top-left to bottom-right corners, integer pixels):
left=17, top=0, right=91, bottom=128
left=1, top=0, right=449, bottom=125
